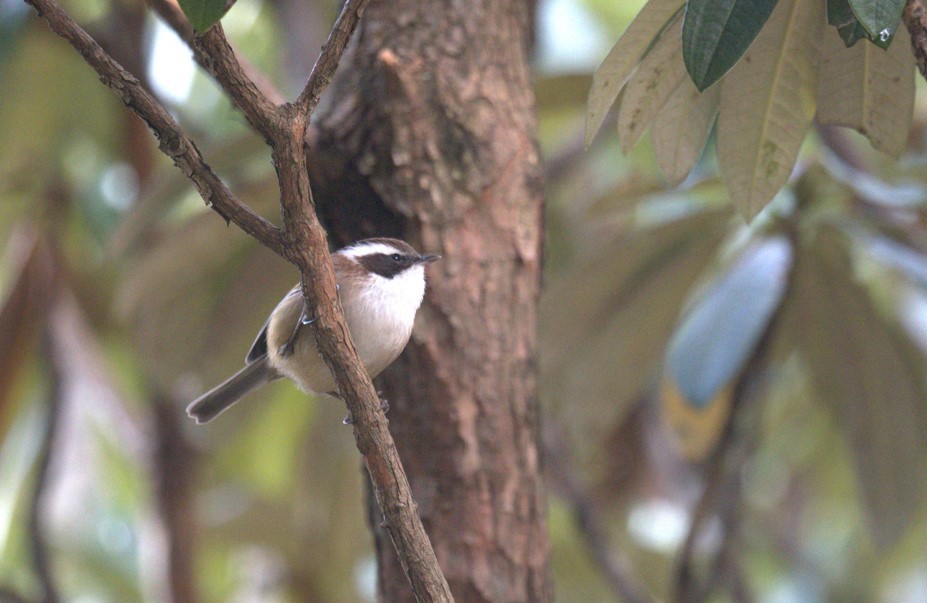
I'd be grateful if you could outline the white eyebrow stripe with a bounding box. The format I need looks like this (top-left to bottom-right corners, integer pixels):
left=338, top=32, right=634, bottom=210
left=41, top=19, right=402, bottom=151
left=340, top=242, right=401, bottom=260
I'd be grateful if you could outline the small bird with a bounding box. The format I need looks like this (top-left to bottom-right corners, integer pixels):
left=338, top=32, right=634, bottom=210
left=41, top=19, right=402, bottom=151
left=186, top=238, right=439, bottom=424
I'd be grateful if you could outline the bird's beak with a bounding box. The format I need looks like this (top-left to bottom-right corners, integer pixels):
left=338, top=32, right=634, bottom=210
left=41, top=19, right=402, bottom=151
left=417, top=254, right=441, bottom=264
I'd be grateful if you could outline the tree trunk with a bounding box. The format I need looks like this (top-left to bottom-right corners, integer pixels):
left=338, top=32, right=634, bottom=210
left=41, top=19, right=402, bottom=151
left=311, top=1, right=552, bottom=600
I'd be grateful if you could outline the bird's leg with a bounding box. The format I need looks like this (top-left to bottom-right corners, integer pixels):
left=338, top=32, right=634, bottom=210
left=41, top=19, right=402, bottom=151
left=342, top=393, right=390, bottom=425
left=378, top=394, right=389, bottom=415
left=279, top=284, right=338, bottom=358
left=279, top=305, right=316, bottom=358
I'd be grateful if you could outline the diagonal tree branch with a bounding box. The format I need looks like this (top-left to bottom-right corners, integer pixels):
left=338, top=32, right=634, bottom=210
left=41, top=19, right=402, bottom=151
left=295, top=0, right=370, bottom=120
left=25, top=0, right=452, bottom=599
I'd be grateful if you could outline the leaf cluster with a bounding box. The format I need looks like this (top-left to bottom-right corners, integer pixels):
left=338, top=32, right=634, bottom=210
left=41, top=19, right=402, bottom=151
left=588, top=0, right=915, bottom=219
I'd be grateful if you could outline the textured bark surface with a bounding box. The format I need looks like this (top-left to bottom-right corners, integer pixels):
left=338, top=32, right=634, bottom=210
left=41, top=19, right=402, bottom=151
left=312, top=1, right=552, bottom=600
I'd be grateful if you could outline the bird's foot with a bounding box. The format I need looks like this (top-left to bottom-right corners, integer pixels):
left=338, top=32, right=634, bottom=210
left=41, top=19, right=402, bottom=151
left=342, top=397, right=390, bottom=425
left=278, top=307, right=317, bottom=358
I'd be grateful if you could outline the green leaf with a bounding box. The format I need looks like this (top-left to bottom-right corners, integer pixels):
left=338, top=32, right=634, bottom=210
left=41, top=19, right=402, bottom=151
left=177, top=0, right=230, bottom=32
left=586, top=0, right=686, bottom=146
left=827, top=0, right=873, bottom=47
left=848, top=0, right=905, bottom=40
left=666, top=236, right=792, bottom=408
left=817, top=25, right=915, bottom=157
left=682, top=0, right=780, bottom=91
left=795, top=228, right=927, bottom=548
left=716, top=0, right=821, bottom=219
left=651, top=79, right=720, bottom=186
left=616, top=16, right=689, bottom=153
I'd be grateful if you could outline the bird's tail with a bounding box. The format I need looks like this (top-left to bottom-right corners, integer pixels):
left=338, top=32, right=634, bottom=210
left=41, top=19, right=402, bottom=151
left=186, top=358, right=278, bottom=424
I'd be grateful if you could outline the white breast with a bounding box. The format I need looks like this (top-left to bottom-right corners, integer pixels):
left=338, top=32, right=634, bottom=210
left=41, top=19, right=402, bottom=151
left=267, top=259, right=426, bottom=395
left=344, top=264, right=425, bottom=377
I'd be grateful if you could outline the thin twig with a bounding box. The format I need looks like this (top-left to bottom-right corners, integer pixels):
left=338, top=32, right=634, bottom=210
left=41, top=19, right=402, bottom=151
left=544, top=425, right=651, bottom=603
left=25, top=0, right=283, bottom=253
left=295, top=0, right=370, bottom=120
left=26, top=0, right=453, bottom=598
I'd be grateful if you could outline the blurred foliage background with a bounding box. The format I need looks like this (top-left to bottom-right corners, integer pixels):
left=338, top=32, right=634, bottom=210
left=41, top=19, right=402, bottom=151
left=4, top=0, right=927, bottom=600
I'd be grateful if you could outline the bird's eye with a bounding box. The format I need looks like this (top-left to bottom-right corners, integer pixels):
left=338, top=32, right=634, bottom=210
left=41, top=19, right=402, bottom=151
left=390, top=254, right=402, bottom=262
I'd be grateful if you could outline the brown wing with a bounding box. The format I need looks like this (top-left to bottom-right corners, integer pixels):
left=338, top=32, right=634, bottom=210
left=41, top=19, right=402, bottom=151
left=247, top=254, right=363, bottom=364
left=245, top=284, right=301, bottom=363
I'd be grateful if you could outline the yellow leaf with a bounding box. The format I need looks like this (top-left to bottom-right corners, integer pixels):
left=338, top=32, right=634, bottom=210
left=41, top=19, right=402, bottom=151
left=717, top=0, right=821, bottom=220
left=661, top=377, right=734, bottom=462
left=817, top=26, right=915, bottom=157
left=616, top=16, right=688, bottom=154
left=651, top=80, right=720, bottom=186
left=586, top=0, right=685, bottom=146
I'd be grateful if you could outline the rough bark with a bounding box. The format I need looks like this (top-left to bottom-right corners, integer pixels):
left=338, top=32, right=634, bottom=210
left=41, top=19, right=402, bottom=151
left=312, top=1, right=552, bottom=600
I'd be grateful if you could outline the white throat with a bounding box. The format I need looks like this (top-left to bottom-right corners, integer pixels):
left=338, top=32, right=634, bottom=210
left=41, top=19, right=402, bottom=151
left=353, top=264, right=426, bottom=328
left=340, top=257, right=426, bottom=376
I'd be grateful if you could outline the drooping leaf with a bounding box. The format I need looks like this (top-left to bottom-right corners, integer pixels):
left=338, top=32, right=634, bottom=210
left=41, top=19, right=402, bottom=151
left=818, top=25, right=915, bottom=157
left=682, top=0, right=780, bottom=91
left=651, top=79, right=720, bottom=186
left=586, top=0, right=686, bottom=146
left=177, top=0, right=230, bottom=32
left=794, top=228, right=927, bottom=548
left=827, top=0, right=875, bottom=47
left=847, top=0, right=905, bottom=41
left=666, top=235, right=793, bottom=408
left=616, top=16, right=688, bottom=154
left=717, top=0, right=821, bottom=219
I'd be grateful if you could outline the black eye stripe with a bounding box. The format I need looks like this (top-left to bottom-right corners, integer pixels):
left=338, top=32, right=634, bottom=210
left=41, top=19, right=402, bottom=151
left=359, top=252, right=411, bottom=279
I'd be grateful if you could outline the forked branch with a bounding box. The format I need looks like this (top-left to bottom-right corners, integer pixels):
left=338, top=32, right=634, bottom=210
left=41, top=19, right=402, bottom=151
left=24, top=0, right=451, bottom=599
